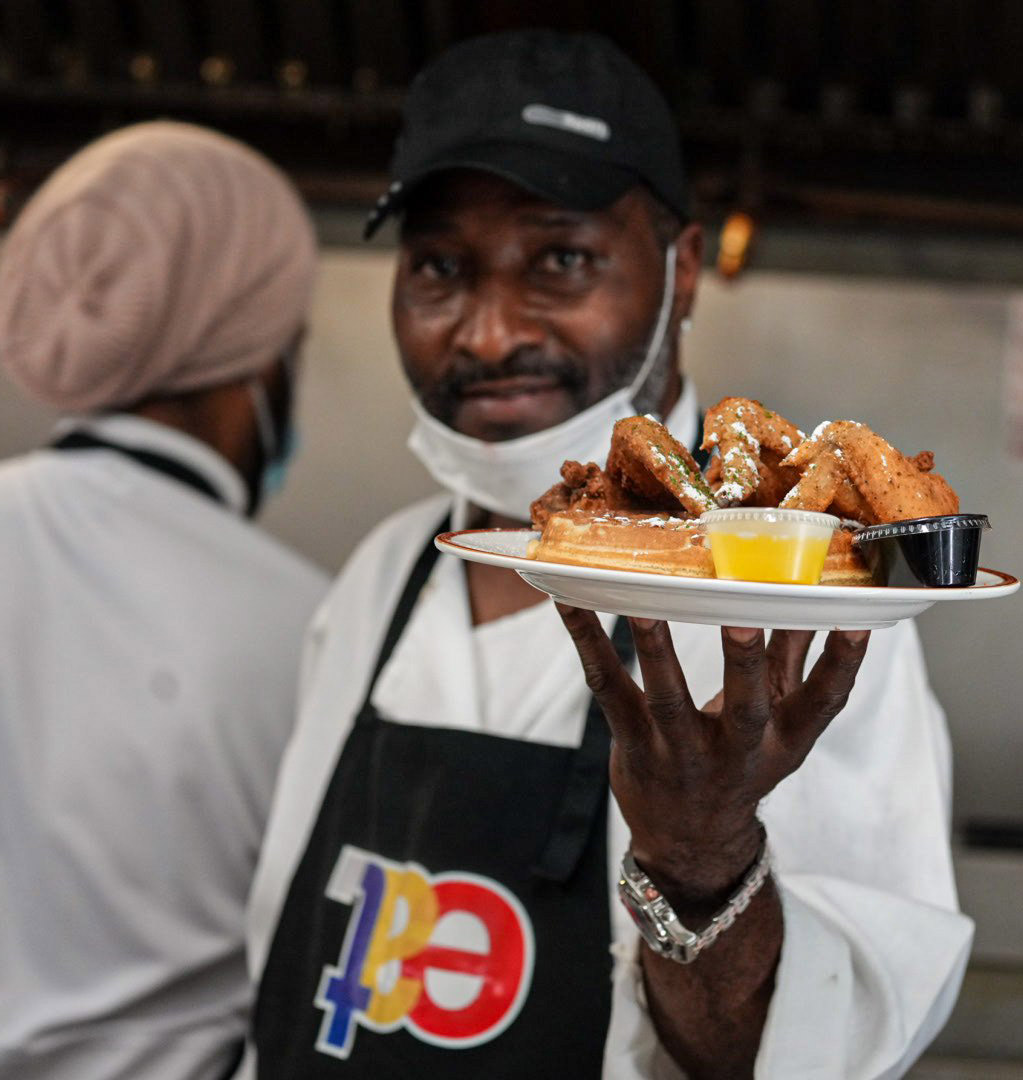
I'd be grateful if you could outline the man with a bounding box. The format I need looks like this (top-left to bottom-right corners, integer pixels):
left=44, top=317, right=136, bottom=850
left=243, top=32, right=972, bottom=1078
left=0, top=122, right=329, bottom=1079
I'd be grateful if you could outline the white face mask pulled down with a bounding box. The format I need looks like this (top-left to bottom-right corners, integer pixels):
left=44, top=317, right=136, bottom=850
left=407, top=243, right=678, bottom=522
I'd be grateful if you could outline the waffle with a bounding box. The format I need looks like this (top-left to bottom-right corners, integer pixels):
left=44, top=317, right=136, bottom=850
left=529, top=509, right=714, bottom=578
left=820, top=527, right=882, bottom=586
left=530, top=510, right=877, bottom=586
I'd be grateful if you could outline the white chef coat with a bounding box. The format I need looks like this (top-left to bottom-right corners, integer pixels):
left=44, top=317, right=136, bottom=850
left=0, top=415, right=329, bottom=1080
left=243, top=389, right=972, bottom=1079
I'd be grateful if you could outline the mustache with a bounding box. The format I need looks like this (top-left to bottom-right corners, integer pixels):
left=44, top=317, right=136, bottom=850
left=410, top=336, right=657, bottom=428
left=414, top=349, right=589, bottom=424
left=443, top=350, right=587, bottom=396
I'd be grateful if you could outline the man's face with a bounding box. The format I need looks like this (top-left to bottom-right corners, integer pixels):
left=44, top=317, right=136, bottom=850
left=392, top=171, right=694, bottom=442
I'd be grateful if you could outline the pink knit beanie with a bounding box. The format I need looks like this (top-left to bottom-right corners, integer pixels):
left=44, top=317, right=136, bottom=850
left=0, top=121, right=317, bottom=411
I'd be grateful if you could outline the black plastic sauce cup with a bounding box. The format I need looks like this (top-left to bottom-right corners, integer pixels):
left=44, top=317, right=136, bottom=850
left=853, top=515, right=991, bottom=587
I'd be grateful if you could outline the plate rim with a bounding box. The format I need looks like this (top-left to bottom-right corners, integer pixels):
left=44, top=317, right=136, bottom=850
left=435, top=527, right=1020, bottom=600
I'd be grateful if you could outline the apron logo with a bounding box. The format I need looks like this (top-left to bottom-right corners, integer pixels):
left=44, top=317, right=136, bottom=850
left=314, top=846, right=535, bottom=1059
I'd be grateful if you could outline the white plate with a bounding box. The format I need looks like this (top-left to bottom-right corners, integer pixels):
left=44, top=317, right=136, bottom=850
left=436, top=529, right=1020, bottom=631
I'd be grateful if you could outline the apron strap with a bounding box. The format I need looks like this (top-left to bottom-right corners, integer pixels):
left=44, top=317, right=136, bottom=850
left=360, top=512, right=452, bottom=709
left=532, top=615, right=636, bottom=884
left=51, top=430, right=225, bottom=506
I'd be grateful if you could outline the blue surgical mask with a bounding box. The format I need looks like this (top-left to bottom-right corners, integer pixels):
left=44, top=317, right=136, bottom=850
left=261, top=423, right=300, bottom=499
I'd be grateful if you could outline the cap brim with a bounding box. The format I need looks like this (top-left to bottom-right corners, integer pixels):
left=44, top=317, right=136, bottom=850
left=364, top=141, right=639, bottom=238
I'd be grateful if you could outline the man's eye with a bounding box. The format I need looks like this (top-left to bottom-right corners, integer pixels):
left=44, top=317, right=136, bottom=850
left=413, top=254, right=460, bottom=280
left=538, top=248, right=591, bottom=273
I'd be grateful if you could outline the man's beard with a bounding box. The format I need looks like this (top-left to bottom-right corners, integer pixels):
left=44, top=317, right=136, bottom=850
left=409, top=332, right=676, bottom=436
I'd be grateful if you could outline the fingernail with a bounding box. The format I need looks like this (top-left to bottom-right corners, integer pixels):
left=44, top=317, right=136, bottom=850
left=631, top=618, right=658, bottom=631
left=725, top=626, right=759, bottom=643
left=842, top=630, right=869, bottom=643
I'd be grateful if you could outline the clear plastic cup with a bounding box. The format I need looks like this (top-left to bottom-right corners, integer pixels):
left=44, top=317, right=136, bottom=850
left=700, top=508, right=840, bottom=585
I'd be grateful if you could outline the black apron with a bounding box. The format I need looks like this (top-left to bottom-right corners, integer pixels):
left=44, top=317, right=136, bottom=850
left=253, top=517, right=637, bottom=1078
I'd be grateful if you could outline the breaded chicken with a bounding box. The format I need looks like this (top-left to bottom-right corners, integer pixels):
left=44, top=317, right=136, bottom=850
left=779, top=421, right=959, bottom=524
left=701, top=397, right=805, bottom=506
left=606, top=415, right=716, bottom=517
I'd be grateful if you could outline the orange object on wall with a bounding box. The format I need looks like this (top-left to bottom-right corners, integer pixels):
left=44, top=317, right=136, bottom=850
left=717, top=212, right=756, bottom=279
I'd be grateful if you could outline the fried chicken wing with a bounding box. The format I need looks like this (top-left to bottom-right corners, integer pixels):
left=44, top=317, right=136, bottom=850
left=531, top=461, right=609, bottom=529
left=779, top=421, right=959, bottom=524
left=606, top=415, right=716, bottom=517
left=701, top=397, right=805, bottom=507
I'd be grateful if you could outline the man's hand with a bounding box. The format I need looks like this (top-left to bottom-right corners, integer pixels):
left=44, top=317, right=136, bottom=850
left=556, top=610, right=868, bottom=902
left=555, top=607, right=870, bottom=1077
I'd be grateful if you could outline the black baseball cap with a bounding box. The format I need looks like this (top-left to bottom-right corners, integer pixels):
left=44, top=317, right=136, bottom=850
left=364, top=29, right=688, bottom=238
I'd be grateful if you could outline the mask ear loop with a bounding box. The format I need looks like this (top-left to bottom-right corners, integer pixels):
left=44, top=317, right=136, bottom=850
left=626, top=241, right=677, bottom=415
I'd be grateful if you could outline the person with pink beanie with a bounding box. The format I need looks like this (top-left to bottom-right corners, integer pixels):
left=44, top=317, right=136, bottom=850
left=0, top=121, right=328, bottom=1079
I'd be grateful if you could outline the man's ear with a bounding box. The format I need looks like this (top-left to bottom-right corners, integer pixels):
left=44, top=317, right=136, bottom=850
left=674, top=222, right=704, bottom=320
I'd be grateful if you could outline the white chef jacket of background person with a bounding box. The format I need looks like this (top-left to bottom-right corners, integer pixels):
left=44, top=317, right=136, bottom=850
left=241, top=387, right=973, bottom=1080
left=0, top=415, right=329, bottom=1080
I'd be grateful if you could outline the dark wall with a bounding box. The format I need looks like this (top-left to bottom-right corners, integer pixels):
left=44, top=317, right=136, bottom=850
left=2, top=2, right=1023, bottom=233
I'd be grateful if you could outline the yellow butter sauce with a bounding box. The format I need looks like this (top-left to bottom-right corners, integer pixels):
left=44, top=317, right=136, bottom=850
left=707, top=532, right=831, bottom=585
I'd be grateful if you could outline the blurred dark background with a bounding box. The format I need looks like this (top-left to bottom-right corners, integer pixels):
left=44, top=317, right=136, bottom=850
left=3, top=0, right=1023, bottom=237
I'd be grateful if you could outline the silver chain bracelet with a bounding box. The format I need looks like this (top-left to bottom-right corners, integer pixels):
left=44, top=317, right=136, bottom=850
left=617, top=825, right=771, bottom=964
